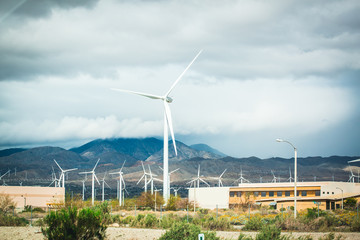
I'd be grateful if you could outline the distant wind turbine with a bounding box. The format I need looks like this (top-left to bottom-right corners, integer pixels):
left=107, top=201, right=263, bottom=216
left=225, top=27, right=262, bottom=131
left=54, top=159, right=77, bottom=189
left=287, top=167, right=294, bottom=183
left=146, top=165, right=162, bottom=195
left=111, top=50, right=202, bottom=202
left=210, top=169, right=227, bottom=187
left=137, top=162, right=150, bottom=193
left=79, top=158, right=101, bottom=205
left=187, top=164, right=210, bottom=188
left=100, top=172, right=111, bottom=202
left=234, top=168, right=250, bottom=184
left=110, top=160, right=127, bottom=206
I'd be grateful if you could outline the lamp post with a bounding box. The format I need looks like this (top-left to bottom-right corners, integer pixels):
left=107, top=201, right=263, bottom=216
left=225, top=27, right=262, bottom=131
left=276, top=138, right=297, bottom=218
left=336, top=187, right=343, bottom=209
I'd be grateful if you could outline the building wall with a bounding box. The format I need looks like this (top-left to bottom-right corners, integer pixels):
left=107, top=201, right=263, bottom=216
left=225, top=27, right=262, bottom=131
left=0, top=186, right=65, bottom=209
left=188, top=187, right=229, bottom=209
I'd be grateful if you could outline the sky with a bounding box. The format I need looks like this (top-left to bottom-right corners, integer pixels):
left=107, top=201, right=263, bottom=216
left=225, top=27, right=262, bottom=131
left=0, top=0, right=359, bottom=159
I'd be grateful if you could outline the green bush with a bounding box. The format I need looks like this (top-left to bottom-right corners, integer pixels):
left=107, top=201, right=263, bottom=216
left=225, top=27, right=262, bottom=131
left=255, top=224, right=289, bottom=240
left=350, top=218, right=360, bottom=232
left=243, top=215, right=264, bottom=231
left=158, top=222, right=219, bottom=240
left=238, top=233, right=253, bottom=240
left=41, top=206, right=107, bottom=240
left=144, top=214, right=157, bottom=227
left=0, top=214, right=28, bottom=226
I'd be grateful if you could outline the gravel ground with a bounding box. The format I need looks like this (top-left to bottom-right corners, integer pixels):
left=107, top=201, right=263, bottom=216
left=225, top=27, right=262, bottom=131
left=1, top=226, right=360, bottom=240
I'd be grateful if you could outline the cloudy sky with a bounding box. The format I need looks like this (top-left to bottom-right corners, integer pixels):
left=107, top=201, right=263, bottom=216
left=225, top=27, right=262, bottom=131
left=0, top=0, right=359, bottom=158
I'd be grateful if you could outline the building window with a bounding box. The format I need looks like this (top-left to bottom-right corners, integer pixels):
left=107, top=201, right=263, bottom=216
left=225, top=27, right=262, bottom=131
left=297, top=191, right=300, bottom=196
left=327, top=192, right=329, bottom=194
left=332, top=192, right=334, bottom=194
left=301, top=191, right=307, bottom=196
left=230, top=192, right=235, bottom=197
left=323, top=192, right=325, bottom=194
left=285, top=191, right=290, bottom=197
left=269, top=191, right=274, bottom=197
left=277, top=191, right=282, bottom=197
left=261, top=191, right=266, bottom=197
left=254, top=191, right=259, bottom=197
left=238, top=191, right=242, bottom=197
left=315, top=190, right=320, bottom=196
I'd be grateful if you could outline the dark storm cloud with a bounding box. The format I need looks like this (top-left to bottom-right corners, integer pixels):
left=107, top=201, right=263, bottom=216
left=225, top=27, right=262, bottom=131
left=0, top=0, right=99, bottom=19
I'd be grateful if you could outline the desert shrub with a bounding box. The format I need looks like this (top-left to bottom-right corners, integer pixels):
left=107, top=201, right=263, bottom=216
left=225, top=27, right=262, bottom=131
left=122, top=215, right=135, bottom=225
left=158, top=222, right=219, bottom=240
left=144, top=214, right=157, bottom=227
left=41, top=206, right=107, bottom=240
left=159, top=213, right=182, bottom=229
left=297, top=236, right=313, bottom=240
left=201, top=214, right=232, bottom=231
left=350, top=217, right=360, bottom=232
left=238, top=233, right=253, bottom=240
left=255, top=224, right=290, bottom=240
left=0, top=194, right=16, bottom=214
left=0, top=214, right=28, bottom=226
left=318, top=233, right=344, bottom=240
left=243, top=215, right=264, bottom=231
left=165, top=195, right=177, bottom=211
left=344, top=198, right=357, bottom=209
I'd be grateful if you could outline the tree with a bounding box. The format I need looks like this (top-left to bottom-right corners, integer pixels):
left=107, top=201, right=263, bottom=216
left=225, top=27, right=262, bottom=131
left=0, top=194, right=16, bottom=214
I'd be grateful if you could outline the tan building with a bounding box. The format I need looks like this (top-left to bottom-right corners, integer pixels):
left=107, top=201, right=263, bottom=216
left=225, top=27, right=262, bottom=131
left=0, top=186, right=65, bottom=210
left=188, top=182, right=360, bottom=211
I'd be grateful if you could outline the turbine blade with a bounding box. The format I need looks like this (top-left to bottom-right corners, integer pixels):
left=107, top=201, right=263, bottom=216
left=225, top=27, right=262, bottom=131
left=164, top=101, right=177, bottom=155
left=120, top=160, right=127, bottom=171
left=94, top=174, right=100, bottom=185
left=198, top=165, right=200, bottom=177
left=200, top=178, right=210, bottom=187
left=137, top=174, right=145, bottom=185
left=54, top=159, right=63, bottom=171
left=111, top=88, right=163, bottom=100
left=64, top=168, right=78, bottom=172
left=93, top=158, right=101, bottom=171
left=170, top=168, right=180, bottom=174
left=220, top=169, right=227, bottom=178
left=166, top=50, right=203, bottom=97
left=141, top=161, right=146, bottom=173
left=105, top=181, right=111, bottom=189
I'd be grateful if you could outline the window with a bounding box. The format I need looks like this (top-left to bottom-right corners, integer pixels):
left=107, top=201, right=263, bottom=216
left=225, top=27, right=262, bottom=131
left=254, top=191, right=259, bottom=197
left=261, top=191, right=266, bottom=197
left=269, top=191, right=274, bottom=197
left=327, top=192, right=329, bottom=194
left=297, top=191, right=300, bottom=196
left=315, top=190, right=320, bottom=196
left=230, top=192, right=235, bottom=197
left=332, top=192, right=334, bottom=194
left=285, top=191, right=290, bottom=197
left=323, top=192, right=325, bottom=194
left=238, top=191, right=242, bottom=197
left=277, top=191, right=282, bottom=197
left=301, top=191, right=307, bottom=196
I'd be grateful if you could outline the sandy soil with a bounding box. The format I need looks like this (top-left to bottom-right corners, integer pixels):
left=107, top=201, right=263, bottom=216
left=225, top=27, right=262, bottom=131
left=1, top=226, right=360, bottom=240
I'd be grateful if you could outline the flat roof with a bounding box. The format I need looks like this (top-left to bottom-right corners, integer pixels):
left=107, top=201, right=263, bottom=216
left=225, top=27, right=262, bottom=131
left=229, top=181, right=356, bottom=189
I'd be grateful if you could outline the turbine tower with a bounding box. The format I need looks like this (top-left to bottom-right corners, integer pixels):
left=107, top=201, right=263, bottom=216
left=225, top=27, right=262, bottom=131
left=287, top=166, right=294, bottom=182
left=111, top=50, right=202, bottom=202
left=100, top=172, right=111, bottom=202
left=110, top=160, right=126, bottom=206
left=234, top=168, right=250, bottom=184
left=79, top=158, right=101, bottom=206
left=146, top=165, right=162, bottom=195
left=137, top=162, right=150, bottom=193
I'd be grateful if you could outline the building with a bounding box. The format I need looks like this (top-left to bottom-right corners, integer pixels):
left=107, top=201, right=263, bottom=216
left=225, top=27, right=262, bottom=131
left=188, top=182, right=360, bottom=211
left=0, top=186, right=65, bottom=210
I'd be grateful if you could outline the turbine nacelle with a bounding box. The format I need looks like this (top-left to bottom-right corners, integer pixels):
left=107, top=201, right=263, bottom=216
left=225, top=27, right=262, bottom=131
left=165, top=96, right=173, bottom=103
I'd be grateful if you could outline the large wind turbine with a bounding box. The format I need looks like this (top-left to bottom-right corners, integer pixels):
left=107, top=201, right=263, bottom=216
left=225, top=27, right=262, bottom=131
left=79, top=158, right=101, bottom=206
left=111, top=50, right=202, bottom=202
left=54, top=159, right=77, bottom=189
left=110, top=160, right=126, bottom=206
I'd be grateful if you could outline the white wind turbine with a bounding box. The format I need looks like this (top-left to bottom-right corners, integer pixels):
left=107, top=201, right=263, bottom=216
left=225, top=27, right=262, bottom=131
left=110, top=160, right=126, bottom=206
left=212, top=169, right=227, bottom=187
left=234, top=168, right=250, bottom=184
left=81, top=174, right=87, bottom=201
left=79, top=158, right=101, bottom=206
left=187, top=164, right=210, bottom=188
left=0, top=170, right=10, bottom=181
left=111, top=50, right=202, bottom=202
left=159, top=166, right=180, bottom=197
left=137, top=162, right=150, bottom=193
left=271, top=170, right=279, bottom=183
left=147, top=165, right=162, bottom=195
left=100, top=172, right=111, bottom=202
left=54, top=159, right=78, bottom=189
left=287, top=167, right=294, bottom=182
left=171, top=187, right=181, bottom=197
left=49, top=167, right=60, bottom=188
left=348, top=165, right=356, bottom=183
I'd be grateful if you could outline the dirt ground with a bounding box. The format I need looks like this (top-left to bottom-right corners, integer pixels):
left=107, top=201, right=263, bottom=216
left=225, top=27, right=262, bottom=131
left=1, top=226, right=360, bottom=240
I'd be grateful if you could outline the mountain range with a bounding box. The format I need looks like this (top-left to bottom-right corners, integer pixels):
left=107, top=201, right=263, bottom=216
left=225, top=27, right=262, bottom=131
left=0, top=138, right=359, bottom=189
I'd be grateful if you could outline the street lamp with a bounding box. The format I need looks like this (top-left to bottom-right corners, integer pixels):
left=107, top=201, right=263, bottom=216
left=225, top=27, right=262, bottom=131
left=276, top=138, right=297, bottom=218
left=336, top=187, right=343, bottom=209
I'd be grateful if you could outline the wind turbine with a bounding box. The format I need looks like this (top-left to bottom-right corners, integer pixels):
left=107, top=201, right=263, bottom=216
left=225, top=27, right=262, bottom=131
left=187, top=164, right=210, bottom=188
left=146, top=165, right=162, bottom=195
left=160, top=166, right=179, bottom=197
left=137, top=162, right=150, bottom=193
left=348, top=165, right=356, bottom=183
left=212, top=169, right=227, bottom=187
left=171, top=187, right=181, bottom=197
left=100, top=172, right=111, bottom=202
left=271, top=170, right=279, bottom=183
left=234, top=168, right=250, bottom=184
left=287, top=167, right=294, bottom=182
left=110, top=160, right=126, bottom=206
left=81, top=174, right=87, bottom=201
left=54, top=159, right=78, bottom=189
left=79, top=158, right=101, bottom=206
left=111, top=50, right=202, bottom=202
